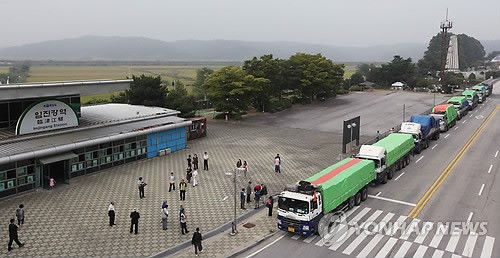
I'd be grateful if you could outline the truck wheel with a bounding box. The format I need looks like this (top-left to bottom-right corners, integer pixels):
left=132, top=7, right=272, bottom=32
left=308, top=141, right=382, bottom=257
left=355, top=192, right=362, bottom=206
left=348, top=196, right=355, bottom=209
left=382, top=173, right=388, bottom=184
left=361, top=187, right=368, bottom=201
left=388, top=168, right=394, bottom=179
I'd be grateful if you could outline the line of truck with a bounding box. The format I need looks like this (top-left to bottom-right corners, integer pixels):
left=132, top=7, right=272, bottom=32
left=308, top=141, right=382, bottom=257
left=277, top=81, right=494, bottom=236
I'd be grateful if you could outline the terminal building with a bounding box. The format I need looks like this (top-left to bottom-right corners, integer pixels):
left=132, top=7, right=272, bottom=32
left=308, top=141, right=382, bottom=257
left=0, top=80, right=206, bottom=199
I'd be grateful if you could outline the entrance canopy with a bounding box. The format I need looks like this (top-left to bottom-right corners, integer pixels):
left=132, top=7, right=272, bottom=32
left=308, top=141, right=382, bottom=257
left=39, top=152, right=78, bottom=165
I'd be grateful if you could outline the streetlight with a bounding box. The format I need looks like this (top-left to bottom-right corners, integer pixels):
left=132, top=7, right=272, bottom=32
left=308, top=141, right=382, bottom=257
left=347, top=123, right=357, bottom=155
left=226, top=167, right=245, bottom=236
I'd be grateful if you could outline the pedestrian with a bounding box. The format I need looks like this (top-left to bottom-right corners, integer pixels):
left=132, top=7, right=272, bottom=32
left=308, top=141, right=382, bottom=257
left=161, top=201, right=169, bottom=230
left=191, top=227, right=203, bottom=256
left=186, top=167, right=193, bottom=184
left=49, top=177, right=56, bottom=189
left=254, top=189, right=261, bottom=209
left=8, top=219, right=24, bottom=251
left=187, top=155, right=192, bottom=170
left=246, top=182, right=252, bottom=204
left=169, top=172, right=176, bottom=192
left=15, top=204, right=25, bottom=226
left=274, top=155, right=281, bottom=173
left=108, top=202, right=116, bottom=226
left=130, top=208, right=140, bottom=234
left=376, top=130, right=380, bottom=141
left=138, top=177, right=146, bottom=199
left=266, top=196, right=274, bottom=216
left=193, top=154, right=199, bottom=170
left=260, top=183, right=268, bottom=205
left=236, top=159, right=242, bottom=168
left=389, top=127, right=395, bottom=134
left=192, top=169, right=198, bottom=187
left=179, top=179, right=187, bottom=201
left=180, top=210, right=189, bottom=235
left=243, top=161, right=248, bottom=177
left=240, top=188, right=246, bottom=209
left=203, top=152, right=209, bottom=170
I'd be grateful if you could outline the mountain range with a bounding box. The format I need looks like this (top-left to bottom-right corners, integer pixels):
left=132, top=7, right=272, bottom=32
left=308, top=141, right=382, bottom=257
left=0, top=36, right=499, bottom=63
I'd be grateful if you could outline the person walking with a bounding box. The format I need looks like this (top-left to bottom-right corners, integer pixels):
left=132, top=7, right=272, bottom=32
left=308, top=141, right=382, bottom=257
left=376, top=130, right=381, bottom=141
left=203, top=152, right=209, bottom=170
left=193, top=154, right=199, bottom=170
left=180, top=210, right=189, bottom=235
left=236, top=159, right=242, bottom=168
left=138, top=177, right=146, bottom=199
left=169, top=172, right=176, bottom=192
left=246, top=182, right=252, bottom=204
left=15, top=204, right=25, bottom=226
left=187, top=155, right=192, bottom=170
left=192, top=169, right=198, bottom=187
left=130, top=208, right=140, bottom=234
left=179, top=179, right=187, bottom=201
left=266, top=196, right=274, bottom=216
left=161, top=201, right=169, bottom=230
left=191, top=227, right=203, bottom=256
left=186, top=168, right=193, bottom=184
left=240, top=188, right=246, bottom=210
left=260, top=184, right=268, bottom=205
left=243, top=161, right=248, bottom=177
left=8, top=219, right=24, bottom=251
left=49, top=177, right=56, bottom=189
left=108, top=202, right=116, bottom=226
left=274, top=155, right=281, bottom=173
left=254, top=189, right=261, bottom=209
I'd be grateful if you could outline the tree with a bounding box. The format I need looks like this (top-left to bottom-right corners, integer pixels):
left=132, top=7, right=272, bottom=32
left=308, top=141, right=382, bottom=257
left=350, top=72, right=364, bottom=85
left=367, top=56, right=416, bottom=87
left=192, top=67, right=214, bottom=99
left=165, top=82, right=195, bottom=117
left=111, top=74, right=167, bottom=107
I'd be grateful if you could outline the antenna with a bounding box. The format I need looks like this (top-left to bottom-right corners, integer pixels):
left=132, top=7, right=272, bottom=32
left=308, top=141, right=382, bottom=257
left=439, top=9, right=453, bottom=92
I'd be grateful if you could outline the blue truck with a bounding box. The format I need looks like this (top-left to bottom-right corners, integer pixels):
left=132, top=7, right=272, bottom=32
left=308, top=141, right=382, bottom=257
left=399, top=115, right=440, bottom=154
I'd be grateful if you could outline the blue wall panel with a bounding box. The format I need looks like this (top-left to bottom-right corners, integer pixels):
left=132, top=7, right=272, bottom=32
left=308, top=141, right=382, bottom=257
left=147, top=126, right=187, bottom=159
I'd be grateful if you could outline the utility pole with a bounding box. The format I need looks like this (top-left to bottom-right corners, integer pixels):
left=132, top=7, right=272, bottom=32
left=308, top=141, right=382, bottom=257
left=440, top=9, right=453, bottom=93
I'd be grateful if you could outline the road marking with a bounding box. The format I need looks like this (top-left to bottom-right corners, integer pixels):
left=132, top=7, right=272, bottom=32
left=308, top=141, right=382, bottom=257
left=475, top=109, right=479, bottom=112
left=302, top=235, right=317, bottom=243
left=400, top=218, right=420, bottom=240
left=480, top=236, right=495, bottom=258
left=488, top=164, right=493, bottom=174
left=415, top=156, right=424, bottom=163
left=480, top=106, right=483, bottom=109
left=432, top=144, right=438, bottom=149
left=414, top=245, right=428, bottom=258
left=374, top=237, right=398, bottom=257
left=348, top=207, right=371, bottom=227
left=245, top=234, right=285, bottom=258
left=394, top=241, right=412, bottom=257
left=360, top=210, right=383, bottom=230
left=376, top=191, right=382, bottom=196
left=394, top=172, right=405, bottom=181
left=368, top=195, right=416, bottom=207
left=387, top=215, right=407, bottom=236
left=451, top=254, right=462, bottom=258
left=444, top=134, right=450, bottom=139
left=408, top=105, right=500, bottom=218
left=356, top=234, right=384, bottom=258
left=476, top=115, right=484, bottom=119
left=469, top=114, right=473, bottom=118
left=463, top=119, right=467, bottom=123
left=328, top=227, right=356, bottom=250
left=343, top=231, right=368, bottom=255
left=291, top=235, right=301, bottom=240
left=432, top=249, right=445, bottom=258
left=467, top=212, right=473, bottom=223
left=454, top=126, right=459, bottom=130
left=445, top=231, right=461, bottom=253
left=478, top=184, right=485, bottom=196
left=377, top=213, right=395, bottom=234
left=462, top=232, right=478, bottom=257
left=429, top=224, right=448, bottom=248
left=495, top=150, right=498, bottom=158
left=414, top=221, right=433, bottom=244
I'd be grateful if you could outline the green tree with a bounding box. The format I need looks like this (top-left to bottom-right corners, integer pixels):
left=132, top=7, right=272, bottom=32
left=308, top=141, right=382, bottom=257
left=111, top=74, right=167, bottom=107
left=192, top=67, right=214, bottom=99
left=368, top=56, right=416, bottom=87
left=350, top=72, right=364, bottom=85
left=165, top=82, right=195, bottom=117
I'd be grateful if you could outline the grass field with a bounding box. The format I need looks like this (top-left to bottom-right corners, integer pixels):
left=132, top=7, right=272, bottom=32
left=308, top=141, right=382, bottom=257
left=0, top=67, right=8, bottom=74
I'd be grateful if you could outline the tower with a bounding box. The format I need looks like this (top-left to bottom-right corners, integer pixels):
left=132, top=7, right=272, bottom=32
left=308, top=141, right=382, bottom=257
left=445, top=35, right=460, bottom=72
left=439, top=9, right=453, bottom=89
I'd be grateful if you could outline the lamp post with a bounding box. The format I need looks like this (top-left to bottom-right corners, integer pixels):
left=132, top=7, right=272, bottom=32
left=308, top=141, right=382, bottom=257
left=347, top=122, right=357, bottom=155
left=226, top=168, right=245, bottom=236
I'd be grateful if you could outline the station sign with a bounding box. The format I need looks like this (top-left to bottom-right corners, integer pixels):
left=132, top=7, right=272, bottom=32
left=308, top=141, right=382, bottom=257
left=16, top=99, right=79, bottom=135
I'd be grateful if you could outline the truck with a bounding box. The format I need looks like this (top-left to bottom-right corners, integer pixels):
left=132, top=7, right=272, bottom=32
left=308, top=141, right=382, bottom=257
left=481, top=82, right=493, bottom=96
left=462, top=89, right=479, bottom=109
left=446, top=96, right=470, bottom=119
left=277, top=158, right=376, bottom=235
left=471, top=85, right=487, bottom=103
left=430, top=104, right=458, bottom=132
left=356, top=133, right=414, bottom=184
left=399, top=115, right=440, bottom=154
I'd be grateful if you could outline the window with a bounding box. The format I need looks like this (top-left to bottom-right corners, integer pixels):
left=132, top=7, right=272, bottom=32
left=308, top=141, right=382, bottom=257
left=7, top=180, right=15, bottom=189
left=72, top=164, right=78, bottom=172
left=18, top=177, right=26, bottom=186
left=0, top=172, right=5, bottom=181
left=27, top=176, right=34, bottom=183
left=17, top=167, right=26, bottom=176
left=0, top=182, right=4, bottom=191
left=7, top=170, right=16, bottom=179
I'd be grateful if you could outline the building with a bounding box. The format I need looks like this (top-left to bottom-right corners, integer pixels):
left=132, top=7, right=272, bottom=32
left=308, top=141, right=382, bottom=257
left=0, top=80, right=194, bottom=198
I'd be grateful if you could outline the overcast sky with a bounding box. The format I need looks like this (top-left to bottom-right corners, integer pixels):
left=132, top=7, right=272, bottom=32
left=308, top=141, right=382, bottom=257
left=2, top=0, right=499, bottom=48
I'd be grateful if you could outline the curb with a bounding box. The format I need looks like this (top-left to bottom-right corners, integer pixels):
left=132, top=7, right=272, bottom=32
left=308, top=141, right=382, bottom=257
left=226, top=231, right=278, bottom=258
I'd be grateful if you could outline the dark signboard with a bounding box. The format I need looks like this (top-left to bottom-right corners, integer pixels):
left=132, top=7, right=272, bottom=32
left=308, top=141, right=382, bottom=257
left=342, top=116, right=360, bottom=154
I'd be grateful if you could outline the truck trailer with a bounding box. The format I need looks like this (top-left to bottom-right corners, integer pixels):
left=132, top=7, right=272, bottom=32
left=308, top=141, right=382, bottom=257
left=277, top=158, right=375, bottom=236
left=399, top=115, right=440, bottom=154
left=446, top=96, right=470, bottom=119
left=431, top=104, right=458, bottom=132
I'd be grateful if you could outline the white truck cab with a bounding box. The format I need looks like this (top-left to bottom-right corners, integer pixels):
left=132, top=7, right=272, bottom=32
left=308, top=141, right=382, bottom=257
left=399, top=122, right=422, bottom=143
left=277, top=186, right=323, bottom=235
left=356, top=145, right=386, bottom=174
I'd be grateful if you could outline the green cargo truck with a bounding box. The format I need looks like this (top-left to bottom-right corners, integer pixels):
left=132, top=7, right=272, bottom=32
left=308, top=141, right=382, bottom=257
left=462, top=89, right=479, bottom=109
left=431, top=104, right=458, bottom=132
left=357, top=133, right=414, bottom=184
left=277, top=158, right=376, bottom=235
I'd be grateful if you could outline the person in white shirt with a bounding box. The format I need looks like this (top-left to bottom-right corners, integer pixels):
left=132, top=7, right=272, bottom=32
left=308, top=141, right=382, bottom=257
left=108, top=202, right=116, bottom=226
left=192, top=170, right=198, bottom=187
left=161, top=201, right=169, bottom=230
left=169, top=172, right=176, bottom=192
left=203, top=152, right=209, bottom=170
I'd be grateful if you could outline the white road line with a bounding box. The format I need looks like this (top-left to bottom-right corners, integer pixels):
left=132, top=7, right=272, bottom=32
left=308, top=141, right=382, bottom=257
left=415, top=156, right=424, bottom=163
left=429, top=224, right=448, bottom=248
left=328, top=227, right=356, bottom=250
left=432, top=144, right=438, bottom=149
left=495, top=150, right=498, bottom=158
left=480, top=236, right=495, bottom=258
left=357, top=234, right=384, bottom=258
left=316, top=224, right=347, bottom=247
left=376, top=191, right=382, bottom=196
left=400, top=218, right=420, bottom=240
left=432, top=249, right=445, bottom=258
left=368, top=195, right=417, bottom=207
left=348, top=207, right=371, bottom=226
left=478, top=184, right=485, bottom=196
left=374, top=237, right=398, bottom=257
left=462, top=232, right=478, bottom=257
left=377, top=213, right=395, bottom=234
left=488, top=164, right=493, bottom=174
left=360, top=210, right=383, bottom=229
left=475, top=109, right=479, bottom=112
left=343, top=231, right=369, bottom=255
left=303, top=235, right=317, bottom=243
left=394, top=241, right=412, bottom=257
left=291, top=235, right=301, bottom=240
left=387, top=215, right=407, bottom=236
left=444, top=134, right=450, bottom=139
left=245, top=234, right=285, bottom=258
left=469, top=114, right=473, bottom=118
left=480, top=106, right=483, bottom=109
left=463, top=119, right=467, bottom=123
left=451, top=254, right=462, bottom=258
left=454, top=126, right=459, bottom=130
left=394, top=172, right=405, bottom=181
left=467, top=212, right=474, bottom=223
left=414, top=245, right=428, bottom=258
left=414, top=221, right=434, bottom=244
left=445, top=231, right=461, bottom=253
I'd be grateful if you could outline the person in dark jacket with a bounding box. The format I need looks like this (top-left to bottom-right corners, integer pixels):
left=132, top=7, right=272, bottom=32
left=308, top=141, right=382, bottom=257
left=8, top=219, right=24, bottom=251
left=130, top=208, right=140, bottom=234
left=240, top=188, right=246, bottom=209
left=267, top=196, right=274, bottom=216
left=192, top=154, right=199, bottom=170
left=191, top=227, right=203, bottom=256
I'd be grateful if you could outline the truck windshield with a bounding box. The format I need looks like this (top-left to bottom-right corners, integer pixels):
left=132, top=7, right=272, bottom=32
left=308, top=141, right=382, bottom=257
left=278, top=197, right=310, bottom=214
